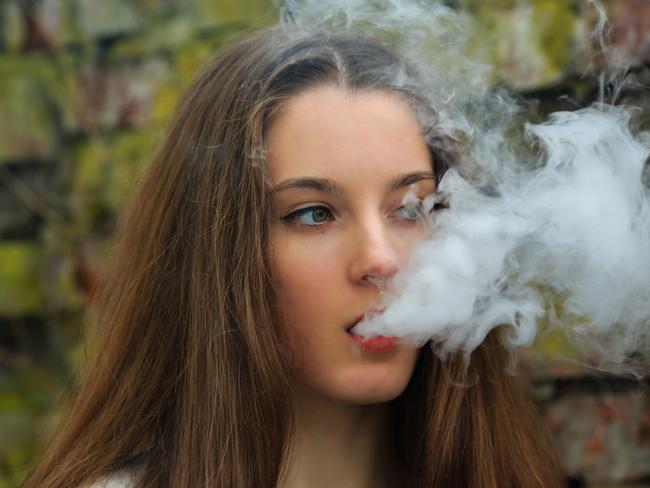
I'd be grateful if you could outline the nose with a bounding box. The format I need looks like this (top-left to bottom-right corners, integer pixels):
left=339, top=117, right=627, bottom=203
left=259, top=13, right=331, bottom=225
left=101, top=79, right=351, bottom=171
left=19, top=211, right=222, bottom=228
left=347, top=219, right=400, bottom=287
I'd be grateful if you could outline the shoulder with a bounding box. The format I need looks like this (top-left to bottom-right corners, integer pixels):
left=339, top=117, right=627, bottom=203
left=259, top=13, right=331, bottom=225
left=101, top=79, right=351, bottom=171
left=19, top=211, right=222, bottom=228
left=89, top=466, right=141, bottom=488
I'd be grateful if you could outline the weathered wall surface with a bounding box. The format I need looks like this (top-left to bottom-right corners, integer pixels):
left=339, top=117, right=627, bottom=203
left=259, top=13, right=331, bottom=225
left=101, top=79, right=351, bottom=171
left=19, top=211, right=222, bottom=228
left=0, top=1, right=648, bottom=486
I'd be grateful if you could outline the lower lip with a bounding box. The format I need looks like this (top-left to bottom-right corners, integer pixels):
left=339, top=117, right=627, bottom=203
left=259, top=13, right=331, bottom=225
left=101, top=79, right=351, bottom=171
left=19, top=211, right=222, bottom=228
left=350, top=334, right=398, bottom=352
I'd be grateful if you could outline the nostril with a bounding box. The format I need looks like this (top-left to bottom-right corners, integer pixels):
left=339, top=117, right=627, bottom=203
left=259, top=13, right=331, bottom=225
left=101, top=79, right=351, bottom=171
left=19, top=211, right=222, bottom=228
left=361, top=273, right=391, bottom=290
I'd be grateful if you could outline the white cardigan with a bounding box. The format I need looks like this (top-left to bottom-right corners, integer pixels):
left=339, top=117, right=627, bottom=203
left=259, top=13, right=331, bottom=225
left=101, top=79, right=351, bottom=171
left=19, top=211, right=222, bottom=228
left=90, top=467, right=139, bottom=488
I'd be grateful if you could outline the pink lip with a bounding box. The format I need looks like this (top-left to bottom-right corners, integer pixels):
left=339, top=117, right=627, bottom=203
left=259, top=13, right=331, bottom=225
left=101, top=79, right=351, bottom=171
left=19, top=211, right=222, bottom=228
left=346, top=309, right=397, bottom=352
left=350, top=334, right=398, bottom=352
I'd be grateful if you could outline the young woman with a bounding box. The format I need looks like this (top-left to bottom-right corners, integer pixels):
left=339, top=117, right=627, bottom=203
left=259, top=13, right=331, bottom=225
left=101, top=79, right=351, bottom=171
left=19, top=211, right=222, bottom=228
left=24, top=26, right=564, bottom=488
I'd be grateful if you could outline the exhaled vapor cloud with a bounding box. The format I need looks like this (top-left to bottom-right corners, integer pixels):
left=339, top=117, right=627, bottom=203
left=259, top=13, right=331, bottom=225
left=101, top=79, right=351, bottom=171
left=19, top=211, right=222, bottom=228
left=283, top=0, right=650, bottom=372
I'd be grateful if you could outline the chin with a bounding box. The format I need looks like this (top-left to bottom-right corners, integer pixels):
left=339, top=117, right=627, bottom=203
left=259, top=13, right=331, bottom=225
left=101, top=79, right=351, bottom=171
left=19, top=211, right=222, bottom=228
left=340, top=387, right=409, bottom=405
left=329, top=364, right=416, bottom=405
left=294, top=345, right=421, bottom=406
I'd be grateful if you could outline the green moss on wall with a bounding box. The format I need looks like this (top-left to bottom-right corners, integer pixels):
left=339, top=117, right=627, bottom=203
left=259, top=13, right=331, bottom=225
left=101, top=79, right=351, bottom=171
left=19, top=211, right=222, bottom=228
left=0, top=358, right=75, bottom=487
left=462, top=0, right=578, bottom=90
left=532, top=0, right=576, bottom=76
left=0, top=243, right=44, bottom=316
left=71, top=137, right=111, bottom=222
left=7, top=1, right=642, bottom=485
left=108, top=13, right=195, bottom=60
left=0, top=53, right=78, bottom=159
left=0, top=3, right=280, bottom=486
left=460, top=0, right=517, bottom=10
left=105, top=129, right=161, bottom=211
left=0, top=56, right=57, bottom=159
left=76, top=0, right=141, bottom=38
left=70, top=128, right=161, bottom=221
left=531, top=287, right=587, bottom=360
left=0, top=0, right=24, bottom=52
left=41, top=226, right=86, bottom=311
left=192, top=0, right=276, bottom=28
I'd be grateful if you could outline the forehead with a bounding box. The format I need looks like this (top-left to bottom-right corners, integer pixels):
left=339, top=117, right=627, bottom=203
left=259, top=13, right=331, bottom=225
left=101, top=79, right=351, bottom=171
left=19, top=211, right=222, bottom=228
left=265, top=86, right=432, bottom=186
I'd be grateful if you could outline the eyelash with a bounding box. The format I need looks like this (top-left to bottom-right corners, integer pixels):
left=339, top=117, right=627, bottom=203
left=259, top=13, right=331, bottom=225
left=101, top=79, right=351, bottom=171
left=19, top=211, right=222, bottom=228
left=281, top=200, right=434, bottom=228
left=281, top=206, right=334, bottom=227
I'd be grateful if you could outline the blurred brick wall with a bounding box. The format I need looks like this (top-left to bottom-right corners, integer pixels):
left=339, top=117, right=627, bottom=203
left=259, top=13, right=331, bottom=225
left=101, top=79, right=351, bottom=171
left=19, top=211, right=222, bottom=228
left=0, top=1, right=276, bottom=486
left=0, top=1, right=648, bottom=487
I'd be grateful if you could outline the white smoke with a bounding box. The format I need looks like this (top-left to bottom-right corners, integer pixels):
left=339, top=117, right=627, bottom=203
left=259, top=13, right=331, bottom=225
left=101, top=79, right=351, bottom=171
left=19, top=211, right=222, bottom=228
left=356, top=106, right=650, bottom=366
left=283, top=0, right=650, bottom=371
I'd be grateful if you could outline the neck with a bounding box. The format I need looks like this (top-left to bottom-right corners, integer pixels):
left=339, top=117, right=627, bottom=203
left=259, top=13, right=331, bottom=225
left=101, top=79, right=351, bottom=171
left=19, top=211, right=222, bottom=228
left=279, top=387, right=399, bottom=488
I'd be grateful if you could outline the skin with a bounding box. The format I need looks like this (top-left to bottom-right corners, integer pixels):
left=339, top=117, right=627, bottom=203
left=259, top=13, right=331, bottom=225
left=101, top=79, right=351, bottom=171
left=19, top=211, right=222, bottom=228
left=267, top=85, right=436, bottom=487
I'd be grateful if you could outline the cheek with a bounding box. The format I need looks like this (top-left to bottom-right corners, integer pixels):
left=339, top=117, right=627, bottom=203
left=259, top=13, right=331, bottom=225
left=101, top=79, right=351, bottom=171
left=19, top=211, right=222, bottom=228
left=269, top=232, right=341, bottom=331
left=397, top=224, right=429, bottom=262
left=275, top=254, right=335, bottom=299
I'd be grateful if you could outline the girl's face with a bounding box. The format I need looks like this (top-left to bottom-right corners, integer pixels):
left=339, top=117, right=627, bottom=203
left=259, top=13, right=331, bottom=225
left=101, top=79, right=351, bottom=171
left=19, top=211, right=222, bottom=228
left=267, top=86, right=435, bottom=405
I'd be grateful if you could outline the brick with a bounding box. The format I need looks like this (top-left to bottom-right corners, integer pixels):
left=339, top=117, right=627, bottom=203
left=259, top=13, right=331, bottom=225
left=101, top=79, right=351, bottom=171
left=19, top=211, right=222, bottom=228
left=72, top=56, right=171, bottom=132
left=544, top=390, right=650, bottom=485
left=606, top=0, right=650, bottom=66
left=574, top=0, right=650, bottom=73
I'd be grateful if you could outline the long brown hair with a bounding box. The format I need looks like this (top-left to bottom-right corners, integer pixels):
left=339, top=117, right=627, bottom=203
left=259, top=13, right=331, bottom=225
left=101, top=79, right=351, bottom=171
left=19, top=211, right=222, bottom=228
left=24, top=27, right=563, bottom=488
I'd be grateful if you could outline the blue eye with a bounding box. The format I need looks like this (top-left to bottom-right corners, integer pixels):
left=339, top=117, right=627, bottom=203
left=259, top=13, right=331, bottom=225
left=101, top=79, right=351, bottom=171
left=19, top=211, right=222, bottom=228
left=282, top=206, right=333, bottom=227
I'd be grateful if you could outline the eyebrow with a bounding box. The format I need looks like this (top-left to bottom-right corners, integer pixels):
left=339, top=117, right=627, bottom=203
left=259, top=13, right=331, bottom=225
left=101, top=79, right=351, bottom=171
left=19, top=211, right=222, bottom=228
left=270, top=170, right=435, bottom=194
left=271, top=176, right=342, bottom=195
left=389, top=171, right=436, bottom=190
